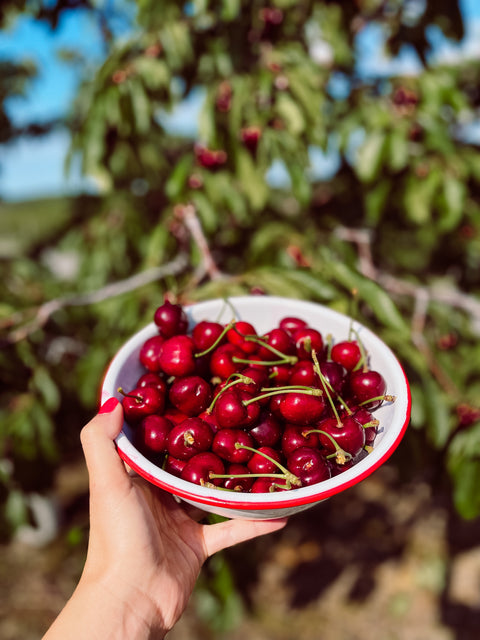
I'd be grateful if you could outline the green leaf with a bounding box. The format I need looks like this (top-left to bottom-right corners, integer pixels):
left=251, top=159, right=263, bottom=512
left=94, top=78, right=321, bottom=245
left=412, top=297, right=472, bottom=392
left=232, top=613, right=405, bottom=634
left=30, top=366, right=60, bottom=412
left=165, top=155, right=193, bottom=200
left=275, top=93, right=305, bottom=136
left=403, top=169, right=441, bottom=225
left=448, top=422, right=480, bottom=519
left=221, top=0, right=241, bottom=20
left=129, top=78, right=151, bottom=135
left=422, top=375, right=452, bottom=448
left=388, top=128, right=409, bottom=172
left=437, top=174, right=465, bottom=232
left=236, top=148, right=269, bottom=211
left=190, top=191, right=219, bottom=233
left=354, top=131, right=386, bottom=183
left=364, top=179, right=390, bottom=225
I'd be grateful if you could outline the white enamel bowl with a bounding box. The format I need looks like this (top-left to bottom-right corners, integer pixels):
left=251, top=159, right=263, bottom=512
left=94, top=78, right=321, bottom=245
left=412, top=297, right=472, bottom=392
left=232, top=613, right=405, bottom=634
left=101, top=296, right=411, bottom=520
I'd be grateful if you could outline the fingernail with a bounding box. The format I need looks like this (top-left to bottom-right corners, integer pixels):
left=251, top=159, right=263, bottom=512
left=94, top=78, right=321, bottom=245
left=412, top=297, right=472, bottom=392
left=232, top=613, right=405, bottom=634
left=99, top=397, right=120, bottom=414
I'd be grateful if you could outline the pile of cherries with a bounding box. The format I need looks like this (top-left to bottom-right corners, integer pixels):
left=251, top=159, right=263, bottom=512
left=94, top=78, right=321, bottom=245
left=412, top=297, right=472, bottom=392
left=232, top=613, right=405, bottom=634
left=119, top=300, right=394, bottom=494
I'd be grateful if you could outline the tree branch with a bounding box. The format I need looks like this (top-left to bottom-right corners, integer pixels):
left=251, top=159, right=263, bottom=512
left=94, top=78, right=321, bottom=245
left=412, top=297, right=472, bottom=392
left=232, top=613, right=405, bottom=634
left=4, top=253, right=189, bottom=344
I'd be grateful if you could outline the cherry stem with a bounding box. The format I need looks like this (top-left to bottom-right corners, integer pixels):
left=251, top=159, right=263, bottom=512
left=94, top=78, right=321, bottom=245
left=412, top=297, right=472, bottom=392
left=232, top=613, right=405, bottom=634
left=325, top=333, right=333, bottom=360
left=350, top=326, right=368, bottom=372
left=310, top=350, right=342, bottom=426
left=234, top=443, right=301, bottom=486
left=232, top=356, right=295, bottom=366
left=243, top=386, right=323, bottom=406
left=195, top=320, right=236, bottom=358
left=117, top=387, right=143, bottom=403
left=358, top=394, right=396, bottom=407
left=362, top=419, right=379, bottom=429
left=205, top=373, right=256, bottom=413
left=243, top=334, right=298, bottom=364
left=303, top=429, right=352, bottom=465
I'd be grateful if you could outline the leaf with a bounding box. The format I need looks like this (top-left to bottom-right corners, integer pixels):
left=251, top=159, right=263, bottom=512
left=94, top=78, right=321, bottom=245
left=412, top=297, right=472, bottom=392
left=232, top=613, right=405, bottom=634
left=275, top=93, right=305, bottom=136
left=388, top=128, right=409, bottom=172
left=364, top=179, right=390, bottom=225
left=448, top=422, right=480, bottom=519
left=221, top=0, right=241, bottom=20
left=437, top=174, right=466, bottom=232
left=165, top=155, right=193, bottom=200
left=236, top=148, right=269, bottom=211
left=30, top=366, right=60, bottom=412
left=422, top=375, right=452, bottom=448
left=129, top=78, right=151, bottom=135
left=354, top=131, right=386, bottom=183
left=403, top=169, right=441, bottom=225
left=190, top=191, right=219, bottom=233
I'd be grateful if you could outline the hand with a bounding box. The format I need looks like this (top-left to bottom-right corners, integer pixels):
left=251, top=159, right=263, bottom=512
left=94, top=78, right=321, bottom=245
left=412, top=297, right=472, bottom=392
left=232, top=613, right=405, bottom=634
left=44, top=398, right=287, bottom=640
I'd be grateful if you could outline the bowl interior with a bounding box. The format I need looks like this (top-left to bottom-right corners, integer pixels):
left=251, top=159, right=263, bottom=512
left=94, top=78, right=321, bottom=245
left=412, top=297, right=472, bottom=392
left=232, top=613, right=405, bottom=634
left=101, top=296, right=411, bottom=514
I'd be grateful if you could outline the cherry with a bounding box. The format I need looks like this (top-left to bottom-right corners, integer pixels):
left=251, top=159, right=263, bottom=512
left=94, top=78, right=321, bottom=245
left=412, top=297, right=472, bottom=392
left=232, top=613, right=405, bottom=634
left=235, top=366, right=269, bottom=395
left=213, top=389, right=248, bottom=429
left=256, top=328, right=295, bottom=361
left=248, top=410, right=282, bottom=447
left=223, top=464, right=254, bottom=492
left=209, top=343, right=245, bottom=379
left=166, top=417, right=213, bottom=460
left=316, top=416, right=365, bottom=458
left=137, top=415, right=173, bottom=455
left=136, top=372, right=168, bottom=396
left=240, top=126, right=262, bottom=153
left=163, top=408, right=189, bottom=424
left=247, top=446, right=282, bottom=475
left=279, top=391, right=325, bottom=425
left=164, top=455, right=186, bottom=478
left=227, top=321, right=258, bottom=354
left=119, top=386, right=165, bottom=424
left=281, top=424, right=319, bottom=456
left=287, top=447, right=331, bottom=486
left=293, top=327, right=324, bottom=360
left=349, top=369, right=386, bottom=409
left=181, top=452, right=225, bottom=486
left=169, top=375, right=212, bottom=416
left=331, top=340, right=362, bottom=371
left=250, top=477, right=286, bottom=493
left=158, top=335, right=196, bottom=377
left=154, top=300, right=188, bottom=338
left=139, top=335, right=165, bottom=372
left=279, top=316, right=308, bottom=336
left=192, top=320, right=225, bottom=352
left=289, top=361, right=319, bottom=387
left=269, top=364, right=292, bottom=386
left=212, top=428, right=254, bottom=463
left=318, top=361, right=347, bottom=395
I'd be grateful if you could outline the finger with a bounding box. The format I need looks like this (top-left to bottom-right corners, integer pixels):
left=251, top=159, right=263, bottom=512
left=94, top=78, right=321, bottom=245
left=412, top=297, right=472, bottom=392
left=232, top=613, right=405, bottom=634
left=80, top=398, right=130, bottom=494
left=203, top=517, right=288, bottom=557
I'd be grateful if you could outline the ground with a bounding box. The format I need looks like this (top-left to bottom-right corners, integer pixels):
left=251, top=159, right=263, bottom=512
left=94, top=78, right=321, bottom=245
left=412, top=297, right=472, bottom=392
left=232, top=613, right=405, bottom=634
left=1, top=452, right=480, bottom=640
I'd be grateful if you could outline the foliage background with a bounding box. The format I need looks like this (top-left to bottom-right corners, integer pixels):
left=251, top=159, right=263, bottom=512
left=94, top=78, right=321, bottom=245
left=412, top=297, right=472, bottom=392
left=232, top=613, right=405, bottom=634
left=1, top=0, right=480, bottom=637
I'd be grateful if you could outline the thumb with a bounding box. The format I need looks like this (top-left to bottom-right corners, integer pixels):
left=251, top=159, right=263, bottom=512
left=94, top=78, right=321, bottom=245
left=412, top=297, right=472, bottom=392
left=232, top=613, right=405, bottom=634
left=80, top=398, right=129, bottom=494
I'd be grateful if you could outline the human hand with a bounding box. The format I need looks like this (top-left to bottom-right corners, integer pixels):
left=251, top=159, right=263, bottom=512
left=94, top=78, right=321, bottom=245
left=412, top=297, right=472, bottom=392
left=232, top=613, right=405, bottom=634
left=44, top=398, right=287, bottom=640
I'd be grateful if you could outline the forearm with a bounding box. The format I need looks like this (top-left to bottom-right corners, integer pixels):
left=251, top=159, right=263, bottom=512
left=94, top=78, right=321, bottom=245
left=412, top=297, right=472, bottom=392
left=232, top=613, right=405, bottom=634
left=42, top=575, right=166, bottom=640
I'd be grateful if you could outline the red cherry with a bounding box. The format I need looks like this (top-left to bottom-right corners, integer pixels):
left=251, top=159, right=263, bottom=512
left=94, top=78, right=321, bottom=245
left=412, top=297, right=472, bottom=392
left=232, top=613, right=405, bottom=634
left=279, top=316, right=308, bottom=336
left=212, top=428, right=254, bottom=463
left=154, top=300, right=188, bottom=338
left=317, top=416, right=365, bottom=458
left=248, top=410, right=282, bottom=447
left=286, top=447, right=331, bottom=486
left=348, top=370, right=386, bottom=409
left=164, top=455, right=186, bottom=477
left=250, top=477, right=286, bottom=493
left=256, top=328, right=295, bottom=361
left=247, top=446, right=281, bottom=475
left=223, top=464, right=254, bottom=492
left=181, top=452, right=225, bottom=486
left=214, top=389, right=248, bottom=429
left=137, top=415, right=173, bottom=455
left=209, top=343, right=245, bottom=379
left=120, top=386, right=165, bottom=424
left=226, top=321, right=258, bottom=354
left=281, top=424, right=319, bottom=457
left=279, top=392, right=325, bottom=425
left=136, top=372, right=168, bottom=395
left=293, top=328, right=324, bottom=360
left=331, top=340, right=362, bottom=371
left=169, top=375, right=212, bottom=416
left=192, top=320, right=225, bottom=352
left=289, top=361, right=319, bottom=387
left=139, top=335, right=165, bottom=372
left=158, top=335, right=196, bottom=377
left=269, top=364, right=292, bottom=386
left=166, top=417, right=213, bottom=460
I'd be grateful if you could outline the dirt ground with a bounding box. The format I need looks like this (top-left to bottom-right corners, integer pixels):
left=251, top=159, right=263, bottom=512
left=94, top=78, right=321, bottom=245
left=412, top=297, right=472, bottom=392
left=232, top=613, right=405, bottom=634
left=1, top=450, right=480, bottom=640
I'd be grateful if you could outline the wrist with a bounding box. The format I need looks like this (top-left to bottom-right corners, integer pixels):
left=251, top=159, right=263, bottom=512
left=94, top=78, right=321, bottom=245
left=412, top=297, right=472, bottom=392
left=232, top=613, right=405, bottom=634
left=77, top=573, right=167, bottom=640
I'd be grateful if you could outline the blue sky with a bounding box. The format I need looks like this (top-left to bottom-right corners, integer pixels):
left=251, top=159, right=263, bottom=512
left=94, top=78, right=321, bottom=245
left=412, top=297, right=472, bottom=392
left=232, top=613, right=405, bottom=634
left=0, top=0, right=479, bottom=201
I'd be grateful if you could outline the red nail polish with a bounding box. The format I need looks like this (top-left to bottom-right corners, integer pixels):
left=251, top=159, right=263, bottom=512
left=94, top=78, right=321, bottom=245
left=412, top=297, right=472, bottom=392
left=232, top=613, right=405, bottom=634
left=99, top=397, right=120, bottom=414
